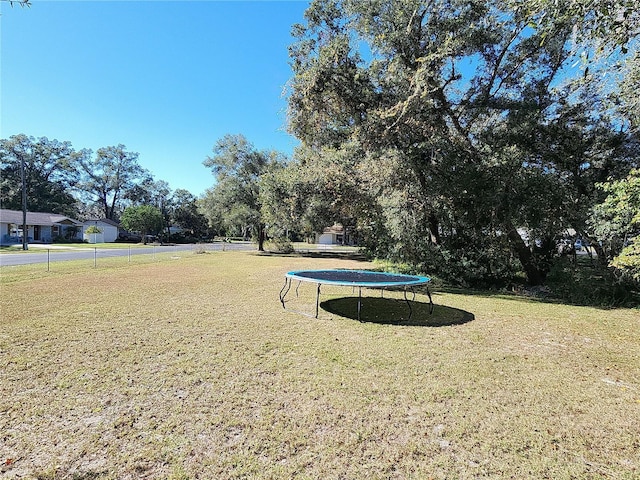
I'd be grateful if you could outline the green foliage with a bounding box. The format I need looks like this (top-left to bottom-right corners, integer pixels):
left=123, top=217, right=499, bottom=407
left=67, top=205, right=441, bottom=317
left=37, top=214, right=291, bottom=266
left=264, top=238, right=295, bottom=254
left=591, top=169, right=640, bottom=281
left=0, top=135, right=209, bottom=245
left=612, top=240, right=640, bottom=282
left=126, top=179, right=173, bottom=236
left=201, top=134, right=285, bottom=251
left=120, top=205, right=164, bottom=241
left=75, top=144, right=150, bottom=220
left=545, top=258, right=638, bottom=307
left=0, top=134, right=82, bottom=217
left=286, top=0, right=639, bottom=286
left=170, top=189, right=209, bottom=240
left=619, top=52, right=640, bottom=132
left=0, top=135, right=206, bottom=232
left=516, top=0, right=639, bottom=53
left=84, top=225, right=102, bottom=234
left=261, top=143, right=374, bottom=244
left=595, top=169, right=640, bottom=234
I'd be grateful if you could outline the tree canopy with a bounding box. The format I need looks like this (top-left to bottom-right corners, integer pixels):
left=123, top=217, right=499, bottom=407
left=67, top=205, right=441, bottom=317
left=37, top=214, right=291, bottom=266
left=1, top=134, right=206, bottom=245
left=0, top=134, right=83, bottom=217
left=171, top=189, right=210, bottom=240
left=201, top=134, right=285, bottom=251
left=74, top=144, right=151, bottom=220
left=283, top=0, right=639, bottom=286
left=591, top=169, right=640, bottom=280
left=120, top=205, right=164, bottom=244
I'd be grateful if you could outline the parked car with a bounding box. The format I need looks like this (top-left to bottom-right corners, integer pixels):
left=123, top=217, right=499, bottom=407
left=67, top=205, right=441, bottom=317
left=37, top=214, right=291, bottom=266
left=117, top=232, right=142, bottom=242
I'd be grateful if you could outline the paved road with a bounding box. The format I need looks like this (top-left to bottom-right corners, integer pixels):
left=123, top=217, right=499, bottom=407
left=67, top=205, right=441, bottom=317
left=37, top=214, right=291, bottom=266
left=0, top=242, right=256, bottom=267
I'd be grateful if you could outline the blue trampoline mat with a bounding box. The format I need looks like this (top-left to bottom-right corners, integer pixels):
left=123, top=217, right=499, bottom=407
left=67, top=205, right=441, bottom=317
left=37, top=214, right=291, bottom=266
left=286, top=269, right=430, bottom=288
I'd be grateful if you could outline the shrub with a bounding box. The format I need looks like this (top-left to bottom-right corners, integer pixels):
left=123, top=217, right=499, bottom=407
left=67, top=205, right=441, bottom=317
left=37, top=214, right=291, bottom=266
left=545, top=257, right=638, bottom=307
left=265, top=238, right=294, bottom=254
left=84, top=225, right=102, bottom=234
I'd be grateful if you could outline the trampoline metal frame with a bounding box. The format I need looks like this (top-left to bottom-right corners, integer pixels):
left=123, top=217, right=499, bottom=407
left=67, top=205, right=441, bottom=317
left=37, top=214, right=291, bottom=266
left=279, top=269, right=433, bottom=321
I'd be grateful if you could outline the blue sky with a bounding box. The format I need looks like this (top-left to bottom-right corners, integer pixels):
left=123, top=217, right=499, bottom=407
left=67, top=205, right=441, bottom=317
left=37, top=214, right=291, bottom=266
left=1, top=0, right=310, bottom=196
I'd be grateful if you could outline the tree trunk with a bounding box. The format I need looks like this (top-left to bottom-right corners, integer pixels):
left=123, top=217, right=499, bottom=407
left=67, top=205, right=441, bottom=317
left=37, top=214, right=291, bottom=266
left=506, top=224, right=546, bottom=285
left=579, top=231, right=608, bottom=267
left=101, top=194, right=109, bottom=220
left=428, top=213, right=440, bottom=245
left=257, top=224, right=265, bottom=252
left=108, top=194, right=118, bottom=221
left=591, top=241, right=607, bottom=265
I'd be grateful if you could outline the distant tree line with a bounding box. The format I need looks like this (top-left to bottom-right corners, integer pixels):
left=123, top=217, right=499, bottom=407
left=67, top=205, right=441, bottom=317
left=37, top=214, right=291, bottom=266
left=0, top=134, right=210, bottom=242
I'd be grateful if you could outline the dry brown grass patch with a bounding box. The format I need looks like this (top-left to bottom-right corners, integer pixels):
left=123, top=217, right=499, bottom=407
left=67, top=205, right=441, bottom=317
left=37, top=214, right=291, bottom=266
left=1, top=251, right=639, bottom=479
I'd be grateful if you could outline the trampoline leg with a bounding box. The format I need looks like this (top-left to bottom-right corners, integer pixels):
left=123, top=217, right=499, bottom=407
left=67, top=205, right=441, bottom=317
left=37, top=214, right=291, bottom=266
left=315, top=283, right=321, bottom=318
left=357, top=286, right=362, bottom=322
left=279, top=277, right=291, bottom=309
left=403, top=288, right=414, bottom=321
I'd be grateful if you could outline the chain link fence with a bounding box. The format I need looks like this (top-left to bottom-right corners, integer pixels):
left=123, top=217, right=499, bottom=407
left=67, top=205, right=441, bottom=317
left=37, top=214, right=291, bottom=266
left=0, top=242, right=254, bottom=273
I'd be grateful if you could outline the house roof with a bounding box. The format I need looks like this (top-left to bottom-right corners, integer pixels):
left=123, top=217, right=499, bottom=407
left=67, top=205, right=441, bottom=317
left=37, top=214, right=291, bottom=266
left=322, top=223, right=345, bottom=234
left=84, top=218, right=120, bottom=227
left=0, top=209, right=82, bottom=226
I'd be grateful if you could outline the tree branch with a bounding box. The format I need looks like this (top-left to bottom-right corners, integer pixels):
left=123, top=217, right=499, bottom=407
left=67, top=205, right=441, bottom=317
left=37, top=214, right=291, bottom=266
left=3, top=0, right=31, bottom=7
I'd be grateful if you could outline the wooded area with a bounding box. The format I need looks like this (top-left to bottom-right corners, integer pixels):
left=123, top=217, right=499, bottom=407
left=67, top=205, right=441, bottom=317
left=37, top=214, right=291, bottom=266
left=2, top=0, right=638, bottom=301
left=258, top=0, right=639, bottom=296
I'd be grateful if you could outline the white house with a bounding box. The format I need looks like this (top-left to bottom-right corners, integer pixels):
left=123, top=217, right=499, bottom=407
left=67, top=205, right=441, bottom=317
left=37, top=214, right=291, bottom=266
left=315, top=223, right=356, bottom=245
left=0, top=209, right=83, bottom=244
left=82, top=218, right=120, bottom=243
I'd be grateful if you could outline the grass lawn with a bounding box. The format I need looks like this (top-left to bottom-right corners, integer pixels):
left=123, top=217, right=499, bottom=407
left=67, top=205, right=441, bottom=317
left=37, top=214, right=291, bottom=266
left=1, top=251, right=638, bottom=479
left=0, top=243, right=155, bottom=253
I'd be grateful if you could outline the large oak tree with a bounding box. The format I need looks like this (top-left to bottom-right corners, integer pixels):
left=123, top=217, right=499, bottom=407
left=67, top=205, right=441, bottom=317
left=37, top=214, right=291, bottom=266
left=0, top=134, right=83, bottom=217
left=75, top=144, right=150, bottom=220
left=285, top=0, right=638, bottom=285
left=201, top=134, right=285, bottom=251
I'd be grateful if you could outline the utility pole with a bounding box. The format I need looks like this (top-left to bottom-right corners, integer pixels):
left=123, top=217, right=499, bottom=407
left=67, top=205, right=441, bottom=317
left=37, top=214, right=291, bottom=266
left=20, top=155, right=28, bottom=250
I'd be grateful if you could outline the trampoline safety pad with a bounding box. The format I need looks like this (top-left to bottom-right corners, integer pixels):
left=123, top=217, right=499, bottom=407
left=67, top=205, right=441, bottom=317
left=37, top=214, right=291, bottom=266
left=279, top=269, right=433, bottom=321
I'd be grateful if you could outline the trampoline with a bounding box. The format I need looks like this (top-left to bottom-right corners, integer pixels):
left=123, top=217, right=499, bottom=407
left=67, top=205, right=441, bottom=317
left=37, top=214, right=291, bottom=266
left=279, top=269, right=433, bottom=321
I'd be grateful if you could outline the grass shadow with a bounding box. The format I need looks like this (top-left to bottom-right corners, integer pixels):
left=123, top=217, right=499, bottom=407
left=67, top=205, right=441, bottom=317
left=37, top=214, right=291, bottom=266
left=437, top=284, right=640, bottom=310
left=256, top=250, right=368, bottom=261
left=320, top=296, right=474, bottom=327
